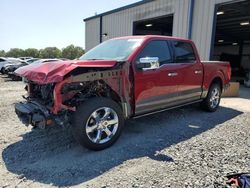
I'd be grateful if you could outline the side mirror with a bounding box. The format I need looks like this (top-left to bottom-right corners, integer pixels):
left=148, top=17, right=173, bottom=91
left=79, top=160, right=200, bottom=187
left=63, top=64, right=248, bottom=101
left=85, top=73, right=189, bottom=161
left=136, top=57, right=160, bottom=70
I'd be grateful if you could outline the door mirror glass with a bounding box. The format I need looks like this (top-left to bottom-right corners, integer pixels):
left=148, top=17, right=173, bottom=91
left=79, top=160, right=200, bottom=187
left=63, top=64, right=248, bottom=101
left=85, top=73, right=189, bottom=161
left=137, top=57, right=160, bottom=70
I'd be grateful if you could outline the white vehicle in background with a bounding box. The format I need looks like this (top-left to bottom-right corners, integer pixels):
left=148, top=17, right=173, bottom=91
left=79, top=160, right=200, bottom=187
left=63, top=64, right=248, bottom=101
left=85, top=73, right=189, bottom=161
left=30, top=58, right=62, bottom=65
left=0, top=57, right=8, bottom=70
left=17, top=58, right=63, bottom=82
left=0, top=57, right=23, bottom=72
left=25, top=58, right=40, bottom=64
left=19, top=57, right=33, bottom=60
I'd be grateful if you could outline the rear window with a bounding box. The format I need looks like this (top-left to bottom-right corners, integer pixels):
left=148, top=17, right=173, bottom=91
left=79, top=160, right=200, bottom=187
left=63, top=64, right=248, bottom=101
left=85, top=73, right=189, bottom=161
left=173, top=41, right=196, bottom=63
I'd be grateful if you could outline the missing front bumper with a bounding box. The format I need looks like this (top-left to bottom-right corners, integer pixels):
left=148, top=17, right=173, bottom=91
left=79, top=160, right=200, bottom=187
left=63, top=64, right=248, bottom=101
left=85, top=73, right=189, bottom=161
left=15, top=101, right=51, bottom=128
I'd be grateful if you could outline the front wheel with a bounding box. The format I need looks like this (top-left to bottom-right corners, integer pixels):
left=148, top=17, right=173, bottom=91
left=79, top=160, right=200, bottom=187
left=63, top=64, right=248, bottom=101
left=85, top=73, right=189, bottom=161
left=71, top=98, right=124, bottom=151
left=201, top=83, right=222, bottom=112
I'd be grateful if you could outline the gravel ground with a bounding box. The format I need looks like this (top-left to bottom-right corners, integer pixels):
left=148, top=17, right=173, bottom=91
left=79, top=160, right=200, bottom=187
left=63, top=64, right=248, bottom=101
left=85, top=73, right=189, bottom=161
left=0, top=75, right=249, bottom=188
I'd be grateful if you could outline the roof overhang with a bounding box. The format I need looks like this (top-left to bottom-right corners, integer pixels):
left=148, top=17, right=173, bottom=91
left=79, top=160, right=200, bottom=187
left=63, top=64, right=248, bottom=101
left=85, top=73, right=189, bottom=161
left=83, top=0, right=155, bottom=22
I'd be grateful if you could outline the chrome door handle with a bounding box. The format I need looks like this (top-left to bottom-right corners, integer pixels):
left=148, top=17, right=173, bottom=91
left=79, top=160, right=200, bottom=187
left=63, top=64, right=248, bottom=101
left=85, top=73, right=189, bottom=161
left=168, top=72, right=178, bottom=77
left=194, top=70, right=202, bottom=74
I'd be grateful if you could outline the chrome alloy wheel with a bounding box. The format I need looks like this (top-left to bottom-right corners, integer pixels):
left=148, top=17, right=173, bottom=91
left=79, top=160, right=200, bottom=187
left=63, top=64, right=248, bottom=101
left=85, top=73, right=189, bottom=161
left=210, top=87, right=220, bottom=109
left=85, top=107, right=119, bottom=144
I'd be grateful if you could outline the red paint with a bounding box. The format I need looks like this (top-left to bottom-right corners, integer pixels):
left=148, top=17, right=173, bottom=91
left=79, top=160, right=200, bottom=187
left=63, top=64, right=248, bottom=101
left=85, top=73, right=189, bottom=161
left=17, top=36, right=231, bottom=115
left=129, top=36, right=231, bottom=108
left=52, top=77, right=75, bottom=114
left=15, top=60, right=117, bottom=84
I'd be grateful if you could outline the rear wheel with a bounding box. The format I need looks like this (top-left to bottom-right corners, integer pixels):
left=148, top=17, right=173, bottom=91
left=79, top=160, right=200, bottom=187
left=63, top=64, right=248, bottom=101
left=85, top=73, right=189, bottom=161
left=201, top=83, right=222, bottom=112
left=71, top=97, right=124, bottom=150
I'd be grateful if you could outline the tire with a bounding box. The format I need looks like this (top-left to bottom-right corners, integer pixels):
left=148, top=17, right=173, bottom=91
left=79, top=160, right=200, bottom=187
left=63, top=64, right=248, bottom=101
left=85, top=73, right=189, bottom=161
left=201, top=83, right=222, bottom=112
left=71, top=97, right=124, bottom=151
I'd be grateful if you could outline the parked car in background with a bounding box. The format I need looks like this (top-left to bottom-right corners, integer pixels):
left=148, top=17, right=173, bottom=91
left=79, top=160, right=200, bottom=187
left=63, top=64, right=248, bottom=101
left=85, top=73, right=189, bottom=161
left=19, top=57, right=33, bottom=60
left=0, top=57, right=8, bottom=70
left=2, top=59, right=31, bottom=81
left=26, top=58, right=40, bottom=64
left=31, top=58, right=62, bottom=65
left=3, top=58, right=40, bottom=75
left=0, top=58, right=24, bottom=73
left=7, top=62, right=29, bottom=81
left=12, top=59, right=62, bottom=81
left=3, top=61, right=27, bottom=74
left=0, top=57, right=7, bottom=62
left=2, top=59, right=28, bottom=74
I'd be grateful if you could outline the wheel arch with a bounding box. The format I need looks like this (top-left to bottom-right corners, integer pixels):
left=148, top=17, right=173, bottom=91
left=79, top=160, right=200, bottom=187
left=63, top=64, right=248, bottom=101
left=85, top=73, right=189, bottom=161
left=202, top=72, right=224, bottom=99
left=210, top=76, right=223, bottom=91
left=64, top=80, right=126, bottom=116
left=208, top=69, right=225, bottom=91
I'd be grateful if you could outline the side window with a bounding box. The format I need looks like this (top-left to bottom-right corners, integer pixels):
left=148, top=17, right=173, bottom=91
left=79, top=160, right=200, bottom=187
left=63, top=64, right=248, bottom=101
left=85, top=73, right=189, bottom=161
left=137, top=40, right=172, bottom=66
left=173, top=41, right=196, bottom=63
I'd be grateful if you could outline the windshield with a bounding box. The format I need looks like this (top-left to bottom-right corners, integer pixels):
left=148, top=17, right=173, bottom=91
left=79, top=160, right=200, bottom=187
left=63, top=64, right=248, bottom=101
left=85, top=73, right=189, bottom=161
left=80, top=38, right=143, bottom=61
left=26, top=58, right=39, bottom=64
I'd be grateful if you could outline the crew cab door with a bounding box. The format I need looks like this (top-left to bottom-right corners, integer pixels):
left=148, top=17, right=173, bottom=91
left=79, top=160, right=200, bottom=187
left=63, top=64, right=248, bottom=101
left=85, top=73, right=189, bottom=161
left=171, top=40, right=203, bottom=102
left=134, top=40, right=181, bottom=115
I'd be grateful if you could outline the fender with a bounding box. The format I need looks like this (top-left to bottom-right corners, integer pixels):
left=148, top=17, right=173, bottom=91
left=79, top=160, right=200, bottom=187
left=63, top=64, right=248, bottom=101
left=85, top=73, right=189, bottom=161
left=51, top=67, right=134, bottom=118
left=210, top=69, right=226, bottom=88
left=202, top=69, right=225, bottom=99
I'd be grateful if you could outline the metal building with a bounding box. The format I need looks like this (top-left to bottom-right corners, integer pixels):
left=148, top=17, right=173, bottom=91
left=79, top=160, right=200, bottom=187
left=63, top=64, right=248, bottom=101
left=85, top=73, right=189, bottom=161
left=84, top=0, right=250, bottom=80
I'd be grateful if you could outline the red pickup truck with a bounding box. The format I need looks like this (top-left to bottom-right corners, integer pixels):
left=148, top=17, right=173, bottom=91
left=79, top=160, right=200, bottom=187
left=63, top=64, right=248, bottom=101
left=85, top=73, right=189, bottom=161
left=15, top=36, right=231, bottom=150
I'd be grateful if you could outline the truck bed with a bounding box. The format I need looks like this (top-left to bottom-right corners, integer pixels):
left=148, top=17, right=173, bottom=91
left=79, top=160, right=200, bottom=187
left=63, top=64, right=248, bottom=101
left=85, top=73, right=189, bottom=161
left=201, top=61, right=231, bottom=91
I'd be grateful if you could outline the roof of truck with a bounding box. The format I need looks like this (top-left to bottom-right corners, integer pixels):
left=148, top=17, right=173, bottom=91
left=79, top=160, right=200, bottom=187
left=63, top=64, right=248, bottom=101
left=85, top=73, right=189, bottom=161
left=111, top=35, right=192, bottom=42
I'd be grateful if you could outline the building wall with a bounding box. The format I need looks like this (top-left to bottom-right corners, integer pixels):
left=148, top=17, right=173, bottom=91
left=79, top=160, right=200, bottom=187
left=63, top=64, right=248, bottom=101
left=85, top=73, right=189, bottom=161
left=172, top=0, right=190, bottom=38
left=85, top=0, right=238, bottom=60
left=85, top=17, right=100, bottom=51
left=102, top=0, right=189, bottom=41
left=85, top=0, right=191, bottom=51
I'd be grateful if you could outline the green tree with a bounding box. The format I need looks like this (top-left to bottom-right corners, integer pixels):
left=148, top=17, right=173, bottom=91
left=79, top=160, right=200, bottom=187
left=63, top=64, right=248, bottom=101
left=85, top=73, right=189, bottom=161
left=24, top=48, right=39, bottom=58
left=39, top=47, right=62, bottom=58
left=38, top=49, right=44, bottom=58
left=62, top=45, right=85, bottom=60
left=6, top=48, right=24, bottom=57
left=0, top=50, right=5, bottom=57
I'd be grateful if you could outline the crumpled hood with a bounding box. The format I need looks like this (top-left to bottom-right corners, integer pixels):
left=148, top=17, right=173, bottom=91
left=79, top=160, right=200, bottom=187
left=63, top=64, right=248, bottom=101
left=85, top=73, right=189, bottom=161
left=15, top=60, right=117, bottom=84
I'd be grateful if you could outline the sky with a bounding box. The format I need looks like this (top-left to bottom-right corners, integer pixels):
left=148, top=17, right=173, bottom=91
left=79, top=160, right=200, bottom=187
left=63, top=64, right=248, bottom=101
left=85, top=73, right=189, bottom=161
left=0, top=0, right=140, bottom=51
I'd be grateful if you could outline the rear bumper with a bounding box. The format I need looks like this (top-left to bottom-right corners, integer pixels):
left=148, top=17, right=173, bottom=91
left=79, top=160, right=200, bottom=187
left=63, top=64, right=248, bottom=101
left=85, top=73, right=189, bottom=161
left=15, top=101, right=52, bottom=128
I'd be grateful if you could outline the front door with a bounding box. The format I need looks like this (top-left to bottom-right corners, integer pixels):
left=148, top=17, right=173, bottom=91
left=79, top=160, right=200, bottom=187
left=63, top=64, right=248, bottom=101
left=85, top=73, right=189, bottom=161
left=134, top=40, right=181, bottom=115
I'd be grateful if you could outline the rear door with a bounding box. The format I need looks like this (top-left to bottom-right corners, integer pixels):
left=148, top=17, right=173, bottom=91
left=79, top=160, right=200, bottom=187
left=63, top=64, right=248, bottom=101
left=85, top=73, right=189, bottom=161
left=134, top=40, right=182, bottom=115
left=171, top=40, right=203, bottom=103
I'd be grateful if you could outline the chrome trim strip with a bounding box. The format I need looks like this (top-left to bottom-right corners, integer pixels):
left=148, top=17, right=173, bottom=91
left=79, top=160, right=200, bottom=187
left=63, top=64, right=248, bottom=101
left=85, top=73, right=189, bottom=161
left=133, top=99, right=203, bottom=119
left=135, top=88, right=202, bottom=115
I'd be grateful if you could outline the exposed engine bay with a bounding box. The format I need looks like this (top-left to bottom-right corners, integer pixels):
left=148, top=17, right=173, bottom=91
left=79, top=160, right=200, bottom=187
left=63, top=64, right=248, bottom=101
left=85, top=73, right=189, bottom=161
left=15, top=67, right=130, bottom=129
left=29, top=83, right=54, bottom=106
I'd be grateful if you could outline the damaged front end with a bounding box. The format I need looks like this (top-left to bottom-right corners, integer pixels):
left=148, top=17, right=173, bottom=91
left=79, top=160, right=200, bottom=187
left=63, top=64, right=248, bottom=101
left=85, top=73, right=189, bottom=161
left=15, top=100, right=52, bottom=129
left=14, top=82, right=64, bottom=128
left=14, top=60, right=133, bottom=129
